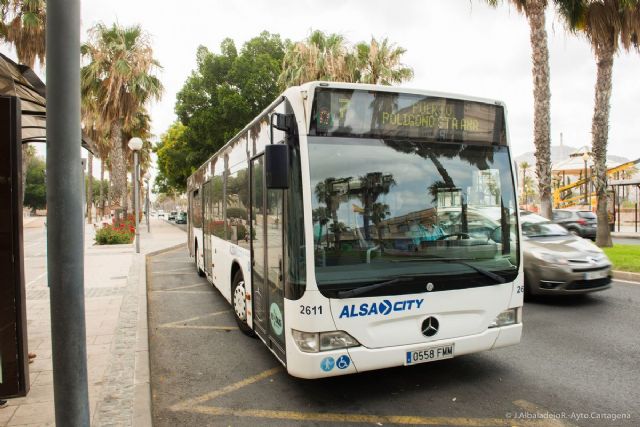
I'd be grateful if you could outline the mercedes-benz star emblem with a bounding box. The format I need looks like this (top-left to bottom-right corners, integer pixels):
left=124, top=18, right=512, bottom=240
left=421, top=316, right=439, bottom=337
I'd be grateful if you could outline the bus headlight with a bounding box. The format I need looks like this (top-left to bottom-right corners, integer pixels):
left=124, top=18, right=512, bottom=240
left=488, top=308, right=518, bottom=328
left=320, top=331, right=360, bottom=351
left=292, top=329, right=360, bottom=353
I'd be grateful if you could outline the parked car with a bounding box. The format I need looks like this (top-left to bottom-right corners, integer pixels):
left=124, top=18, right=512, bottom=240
left=168, top=211, right=177, bottom=221
left=157, top=210, right=165, bottom=218
left=175, top=212, right=187, bottom=224
left=552, top=209, right=597, bottom=240
left=521, top=212, right=611, bottom=295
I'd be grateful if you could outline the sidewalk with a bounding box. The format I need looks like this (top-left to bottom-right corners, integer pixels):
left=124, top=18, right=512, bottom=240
left=1, top=218, right=186, bottom=426
left=611, top=227, right=640, bottom=239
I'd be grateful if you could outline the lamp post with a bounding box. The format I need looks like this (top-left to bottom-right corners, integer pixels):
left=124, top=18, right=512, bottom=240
left=144, top=174, right=151, bottom=233
left=582, top=152, right=590, bottom=206
left=128, top=137, right=143, bottom=253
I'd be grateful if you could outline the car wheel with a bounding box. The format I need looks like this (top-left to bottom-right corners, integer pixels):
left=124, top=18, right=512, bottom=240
left=195, top=245, right=205, bottom=277
left=232, top=271, right=255, bottom=336
left=569, top=228, right=580, bottom=236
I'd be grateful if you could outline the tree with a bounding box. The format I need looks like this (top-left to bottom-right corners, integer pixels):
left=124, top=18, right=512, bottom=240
left=1, top=0, right=46, bottom=209
left=0, top=0, right=46, bottom=68
left=158, top=32, right=285, bottom=193
left=278, top=30, right=413, bottom=88
left=354, top=172, right=395, bottom=241
left=370, top=202, right=391, bottom=244
left=487, top=0, right=553, bottom=219
left=279, top=30, right=352, bottom=87
left=519, top=161, right=531, bottom=205
left=81, top=23, right=163, bottom=214
left=556, top=0, right=640, bottom=247
left=351, top=37, right=414, bottom=84
left=155, top=121, right=190, bottom=193
left=23, top=155, right=46, bottom=211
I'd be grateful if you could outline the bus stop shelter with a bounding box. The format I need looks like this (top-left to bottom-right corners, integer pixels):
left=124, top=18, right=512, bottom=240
left=0, top=52, right=94, bottom=398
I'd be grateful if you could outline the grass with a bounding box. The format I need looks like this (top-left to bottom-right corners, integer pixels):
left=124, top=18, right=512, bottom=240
left=602, top=245, right=640, bottom=273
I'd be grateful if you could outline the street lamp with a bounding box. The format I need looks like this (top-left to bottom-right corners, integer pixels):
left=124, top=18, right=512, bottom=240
left=582, top=151, right=590, bottom=206
left=128, top=137, right=143, bottom=253
left=144, top=173, right=151, bottom=233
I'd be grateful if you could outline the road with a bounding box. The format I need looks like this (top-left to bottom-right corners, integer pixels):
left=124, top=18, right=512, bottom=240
left=147, top=246, right=639, bottom=427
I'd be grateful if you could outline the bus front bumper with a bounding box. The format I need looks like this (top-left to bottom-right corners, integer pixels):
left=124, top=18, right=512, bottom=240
left=286, top=323, right=522, bottom=379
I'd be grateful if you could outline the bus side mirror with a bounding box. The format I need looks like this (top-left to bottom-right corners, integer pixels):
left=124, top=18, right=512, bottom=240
left=265, top=144, right=289, bottom=189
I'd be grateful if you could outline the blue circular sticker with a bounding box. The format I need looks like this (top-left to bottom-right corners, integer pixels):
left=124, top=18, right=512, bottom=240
left=320, top=357, right=335, bottom=372
left=336, top=355, right=351, bottom=370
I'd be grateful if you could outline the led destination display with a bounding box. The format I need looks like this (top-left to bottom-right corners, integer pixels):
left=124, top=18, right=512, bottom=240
left=310, top=88, right=506, bottom=144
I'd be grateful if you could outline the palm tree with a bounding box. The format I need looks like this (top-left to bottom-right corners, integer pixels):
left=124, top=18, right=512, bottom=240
left=278, top=30, right=413, bottom=88
left=354, top=172, right=395, bottom=241
left=0, top=0, right=46, bottom=68
left=278, top=30, right=352, bottom=88
left=124, top=109, right=153, bottom=213
left=370, top=202, right=390, bottom=244
left=1, top=0, right=46, bottom=207
left=312, top=206, right=330, bottom=246
left=556, top=0, right=640, bottom=247
left=351, top=37, right=413, bottom=85
left=519, top=161, right=531, bottom=206
left=81, top=23, right=163, bottom=215
left=487, top=0, right=553, bottom=218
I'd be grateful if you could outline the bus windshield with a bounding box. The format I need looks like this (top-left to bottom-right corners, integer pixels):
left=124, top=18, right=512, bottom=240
left=309, top=136, right=519, bottom=295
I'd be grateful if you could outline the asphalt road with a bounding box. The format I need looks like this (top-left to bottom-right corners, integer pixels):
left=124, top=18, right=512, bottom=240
left=147, top=246, right=639, bottom=427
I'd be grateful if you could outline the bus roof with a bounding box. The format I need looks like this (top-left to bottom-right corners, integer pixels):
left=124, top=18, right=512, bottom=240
left=298, top=81, right=506, bottom=108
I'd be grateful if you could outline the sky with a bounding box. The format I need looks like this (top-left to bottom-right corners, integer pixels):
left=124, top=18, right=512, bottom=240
left=8, top=0, right=640, bottom=177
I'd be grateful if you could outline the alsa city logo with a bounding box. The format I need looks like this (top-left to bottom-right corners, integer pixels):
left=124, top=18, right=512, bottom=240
left=339, top=299, right=424, bottom=319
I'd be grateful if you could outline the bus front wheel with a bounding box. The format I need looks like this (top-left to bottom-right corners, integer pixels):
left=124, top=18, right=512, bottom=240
left=232, top=271, right=255, bottom=337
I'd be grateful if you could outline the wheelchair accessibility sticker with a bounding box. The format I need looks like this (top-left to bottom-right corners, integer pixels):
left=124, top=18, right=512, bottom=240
left=336, top=355, right=350, bottom=369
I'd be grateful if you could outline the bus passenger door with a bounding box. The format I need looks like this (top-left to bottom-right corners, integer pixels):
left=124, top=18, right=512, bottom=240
left=251, top=156, right=286, bottom=362
left=203, top=180, right=213, bottom=278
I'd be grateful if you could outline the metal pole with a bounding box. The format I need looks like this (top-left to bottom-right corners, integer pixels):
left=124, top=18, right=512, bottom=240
left=146, top=181, right=150, bottom=233
left=134, top=151, right=140, bottom=253
left=46, top=0, right=90, bottom=425
left=584, top=160, right=588, bottom=206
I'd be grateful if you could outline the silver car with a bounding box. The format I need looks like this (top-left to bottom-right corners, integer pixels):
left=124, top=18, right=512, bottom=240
left=521, top=213, right=611, bottom=295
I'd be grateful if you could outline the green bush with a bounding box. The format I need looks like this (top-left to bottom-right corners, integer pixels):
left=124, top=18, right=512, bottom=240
left=95, top=221, right=135, bottom=245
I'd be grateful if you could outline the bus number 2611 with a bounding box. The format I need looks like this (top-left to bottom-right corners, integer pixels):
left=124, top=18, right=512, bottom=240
left=300, top=305, right=323, bottom=315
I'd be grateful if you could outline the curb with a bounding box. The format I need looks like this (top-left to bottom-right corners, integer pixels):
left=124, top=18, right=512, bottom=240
left=612, top=270, right=640, bottom=283
left=145, top=242, right=187, bottom=258
left=611, top=234, right=640, bottom=240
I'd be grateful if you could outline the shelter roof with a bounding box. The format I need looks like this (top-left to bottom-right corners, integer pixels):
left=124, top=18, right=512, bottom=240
left=0, top=52, right=95, bottom=153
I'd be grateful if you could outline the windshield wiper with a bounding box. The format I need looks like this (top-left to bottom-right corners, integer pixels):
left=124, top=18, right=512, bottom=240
left=337, top=277, right=413, bottom=298
left=392, top=257, right=506, bottom=284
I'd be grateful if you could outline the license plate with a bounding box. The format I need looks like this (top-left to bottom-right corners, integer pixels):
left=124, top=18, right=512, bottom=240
left=405, top=344, right=454, bottom=365
left=585, top=270, right=608, bottom=280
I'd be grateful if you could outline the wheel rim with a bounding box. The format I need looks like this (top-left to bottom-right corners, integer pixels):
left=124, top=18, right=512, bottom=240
left=234, top=281, right=247, bottom=321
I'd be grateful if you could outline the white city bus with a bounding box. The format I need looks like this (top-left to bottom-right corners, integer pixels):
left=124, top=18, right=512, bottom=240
left=187, top=82, right=522, bottom=378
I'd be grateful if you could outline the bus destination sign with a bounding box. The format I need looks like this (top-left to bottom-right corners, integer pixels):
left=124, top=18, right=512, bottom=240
left=310, top=88, right=505, bottom=144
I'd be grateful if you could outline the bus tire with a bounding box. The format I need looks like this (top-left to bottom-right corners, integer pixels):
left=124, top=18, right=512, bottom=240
left=232, top=271, right=255, bottom=337
left=195, top=244, right=205, bottom=277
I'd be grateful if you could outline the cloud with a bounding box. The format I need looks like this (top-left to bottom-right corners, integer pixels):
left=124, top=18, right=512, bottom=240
left=74, top=0, right=640, bottom=165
